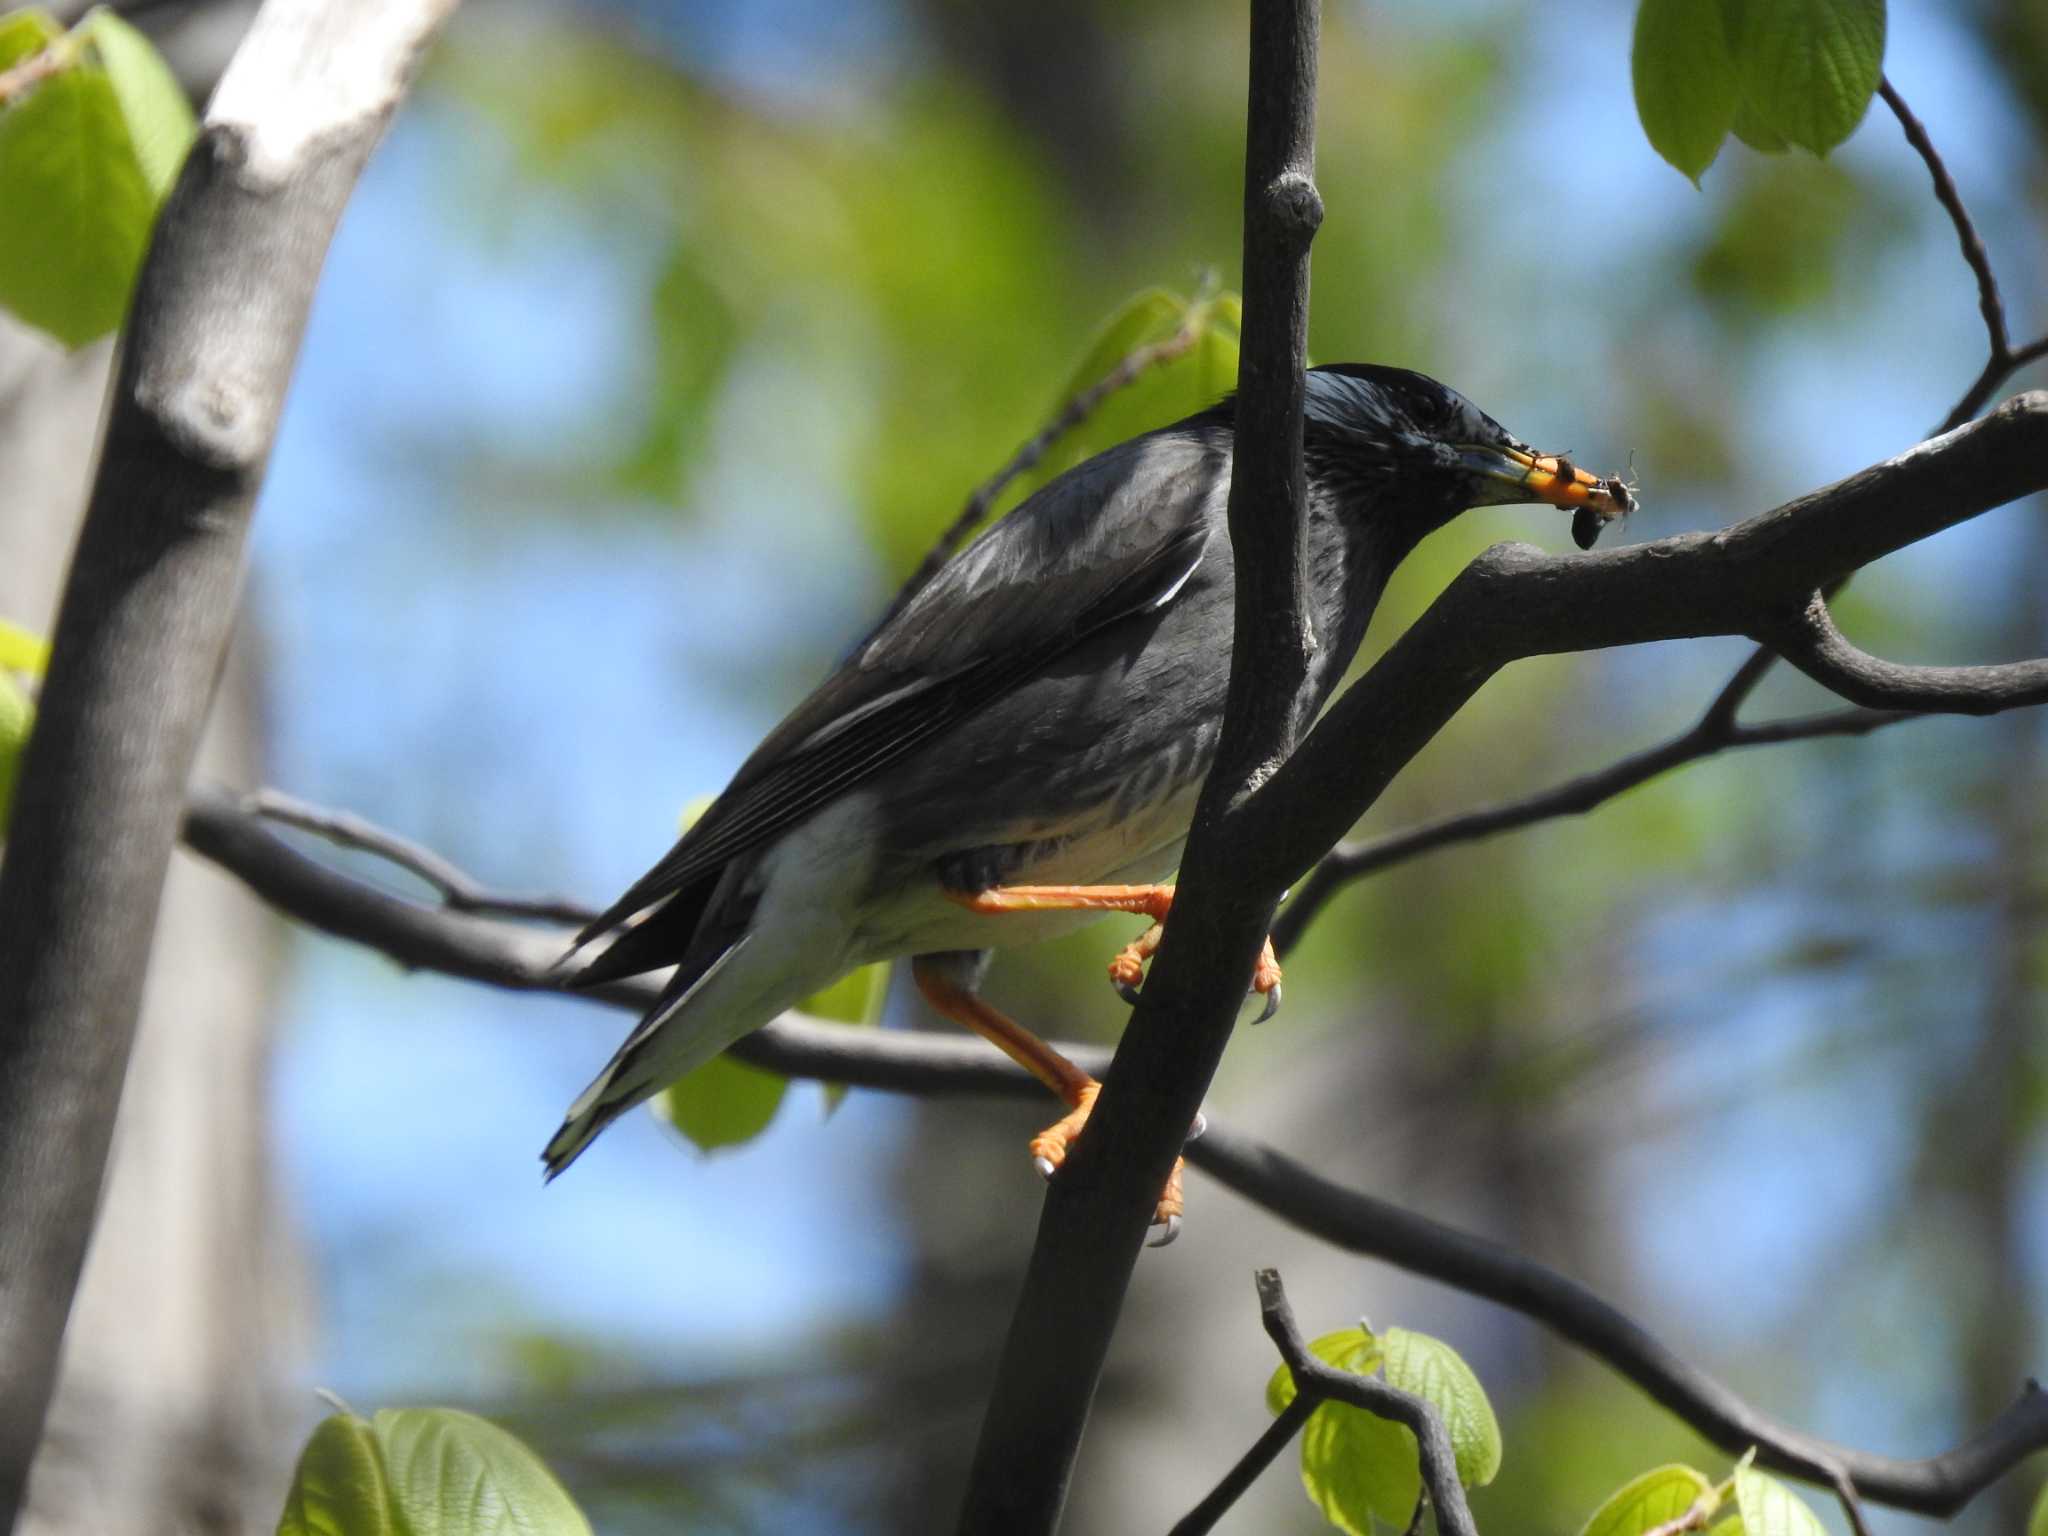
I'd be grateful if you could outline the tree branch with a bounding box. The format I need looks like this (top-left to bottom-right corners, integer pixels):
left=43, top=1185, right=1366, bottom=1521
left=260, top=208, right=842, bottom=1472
left=1192, top=1124, right=2048, bottom=1517
left=1171, top=1270, right=1479, bottom=1536
left=1271, top=700, right=1912, bottom=957
left=175, top=787, right=2048, bottom=1519
left=1769, top=591, right=2048, bottom=714
left=1218, top=394, right=2048, bottom=902
left=954, top=4, right=1324, bottom=1529
left=0, top=0, right=457, bottom=1519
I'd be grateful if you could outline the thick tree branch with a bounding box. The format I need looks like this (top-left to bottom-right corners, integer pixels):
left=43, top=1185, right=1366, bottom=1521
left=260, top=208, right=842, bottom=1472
left=0, top=0, right=456, bottom=1520
left=1769, top=592, right=2048, bottom=714
left=1220, top=393, right=2048, bottom=900
left=176, top=788, right=2048, bottom=1518
left=954, top=4, right=1324, bottom=1529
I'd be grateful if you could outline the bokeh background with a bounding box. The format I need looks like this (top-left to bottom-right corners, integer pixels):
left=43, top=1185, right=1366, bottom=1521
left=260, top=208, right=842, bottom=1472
left=13, top=0, right=2048, bottom=1531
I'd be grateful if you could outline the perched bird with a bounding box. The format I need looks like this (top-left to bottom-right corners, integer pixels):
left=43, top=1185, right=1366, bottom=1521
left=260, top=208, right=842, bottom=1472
left=549, top=364, right=1632, bottom=1238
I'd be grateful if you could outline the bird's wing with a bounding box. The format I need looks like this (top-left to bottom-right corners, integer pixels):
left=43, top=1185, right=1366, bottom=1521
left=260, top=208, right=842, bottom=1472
left=574, top=428, right=1225, bottom=945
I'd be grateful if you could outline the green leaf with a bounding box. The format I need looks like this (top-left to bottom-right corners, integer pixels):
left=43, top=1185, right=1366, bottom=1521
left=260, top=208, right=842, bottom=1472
left=1265, top=1328, right=1419, bottom=1535
left=656, top=1052, right=789, bottom=1151
left=372, top=1407, right=592, bottom=1536
left=1728, top=0, right=1884, bottom=156
left=1300, top=1389, right=1422, bottom=1536
left=1631, top=0, right=1741, bottom=182
left=0, top=9, right=61, bottom=69
left=78, top=9, right=195, bottom=195
left=276, top=1413, right=395, bottom=1536
left=1578, top=1465, right=1719, bottom=1536
left=1731, top=1455, right=1828, bottom=1536
left=2028, top=1479, right=2048, bottom=1536
left=1729, top=90, right=1789, bottom=153
left=0, top=619, right=48, bottom=677
left=0, top=39, right=155, bottom=345
left=1380, top=1327, right=1502, bottom=1489
left=0, top=671, right=32, bottom=836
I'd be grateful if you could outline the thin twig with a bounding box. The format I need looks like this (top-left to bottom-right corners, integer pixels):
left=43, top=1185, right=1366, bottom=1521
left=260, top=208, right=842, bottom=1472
left=1828, top=1467, right=1874, bottom=1536
left=1879, top=77, right=2048, bottom=433
left=874, top=303, right=1211, bottom=630
left=1639, top=1487, right=1720, bottom=1536
left=1272, top=699, right=1912, bottom=955
left=1166, top=1394, right=1315, bottom=1536
left=246, top=787, right=592, bottom=925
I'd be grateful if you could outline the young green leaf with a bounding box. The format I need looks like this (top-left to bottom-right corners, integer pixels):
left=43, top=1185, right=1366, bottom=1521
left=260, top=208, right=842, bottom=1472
left=78, top=9, right=194, bottom=194
left=1728, top=0, right=1884, bottom=156
left=372, top=1407, right=593, bottom=1536
left=0, top=671, right=33, bottom=836
left=1578, top=1464, right=1719, bottom=1536
left=2028, top=1478, right=2048, bottom=1536
left=276, top=1412, right=395, bottom=1536
left=1264, top=1328, right=1422, bottom=1535
left=1631, top=0, right=1741, bottom=182
left=1380, top=1327, right=1502, bottom=1489
left=657, top=1052, right=789, bottom=1151
left=0, top=24, right=155, bottom=346
left=1731, top=1456, right=1828, bottom=1536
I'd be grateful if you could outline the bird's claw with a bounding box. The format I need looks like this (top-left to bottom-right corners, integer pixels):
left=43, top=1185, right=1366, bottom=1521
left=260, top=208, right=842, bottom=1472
left=1147, top=1213, right=1181, bottom=1247
left=1188, top=1109, right=1208, bottom=1142
left=1253, top=982, right=1282, bottom=1025
left=1114, top=977, right=1144, bottom=1007
left=1033, top=1154, right=1057, bottom=1183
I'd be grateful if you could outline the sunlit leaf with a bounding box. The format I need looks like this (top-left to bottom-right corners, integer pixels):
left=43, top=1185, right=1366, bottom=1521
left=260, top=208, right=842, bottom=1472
left=1632, top=0, right=1740, bottom=182
left=1265, top=1327, right=1420, bottom=1534
left=0, top=620, right=48, bottom=677
left=0, top=9, right=61, bottom=69
left=1728, top=0, right=1884, bottom=156
left=2027, top=1478, right=2048, bottom=1536
left=373, top=1407, right=592, bottom=1536
left=1731, top=1452, right=1827, bottom=1536
left=78, top=8, right=194, bottom=194
left=276, top=1413, right=395, bottom=1536
left=1380, top=1327, right=1502, bottom=1489
left=657, top=1052, right=789, bottom=1152
left=1578, top=1464, right=1719, bottom=1536
left=0, top=67, right=147, bottom=345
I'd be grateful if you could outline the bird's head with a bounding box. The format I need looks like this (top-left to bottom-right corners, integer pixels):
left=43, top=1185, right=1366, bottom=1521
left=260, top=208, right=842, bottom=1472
left=1300, top=363, right=1634, bottom=552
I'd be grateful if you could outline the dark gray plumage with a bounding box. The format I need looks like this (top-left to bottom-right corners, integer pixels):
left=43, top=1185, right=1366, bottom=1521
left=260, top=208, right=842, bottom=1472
left=544, top=364, right=1631, bottom=1175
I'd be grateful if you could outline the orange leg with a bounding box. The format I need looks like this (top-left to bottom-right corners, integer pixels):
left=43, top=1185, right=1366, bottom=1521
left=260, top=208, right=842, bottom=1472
left=911, top=955, right=1194, bottom=1244
left=949, top=882, right=1285, bottom=1023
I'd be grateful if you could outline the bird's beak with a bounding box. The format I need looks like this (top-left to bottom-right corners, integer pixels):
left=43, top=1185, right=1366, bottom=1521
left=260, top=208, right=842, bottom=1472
left=1456, top=444, right=1635, bottom=547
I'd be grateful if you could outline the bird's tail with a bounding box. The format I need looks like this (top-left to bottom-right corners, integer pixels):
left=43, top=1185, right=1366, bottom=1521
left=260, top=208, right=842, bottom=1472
left=541, top=934, right=753, bottom=1180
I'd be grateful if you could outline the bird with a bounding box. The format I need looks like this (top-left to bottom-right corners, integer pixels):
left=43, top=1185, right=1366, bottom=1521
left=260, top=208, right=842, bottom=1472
left=546, top=363, right=1633, bottom=1240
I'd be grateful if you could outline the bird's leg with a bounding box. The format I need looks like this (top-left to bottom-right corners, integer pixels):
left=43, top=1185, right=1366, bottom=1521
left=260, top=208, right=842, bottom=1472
left=948, top=883, right=1284, bottom=1022
left=910, top=954, right=1193, bottom=1244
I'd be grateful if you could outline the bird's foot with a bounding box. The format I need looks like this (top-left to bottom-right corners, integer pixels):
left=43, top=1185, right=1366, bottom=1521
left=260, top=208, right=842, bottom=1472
left=1110, top=923, right=1284, bottom=1024
left=1028, top=1080, right=1206, bottom=1246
